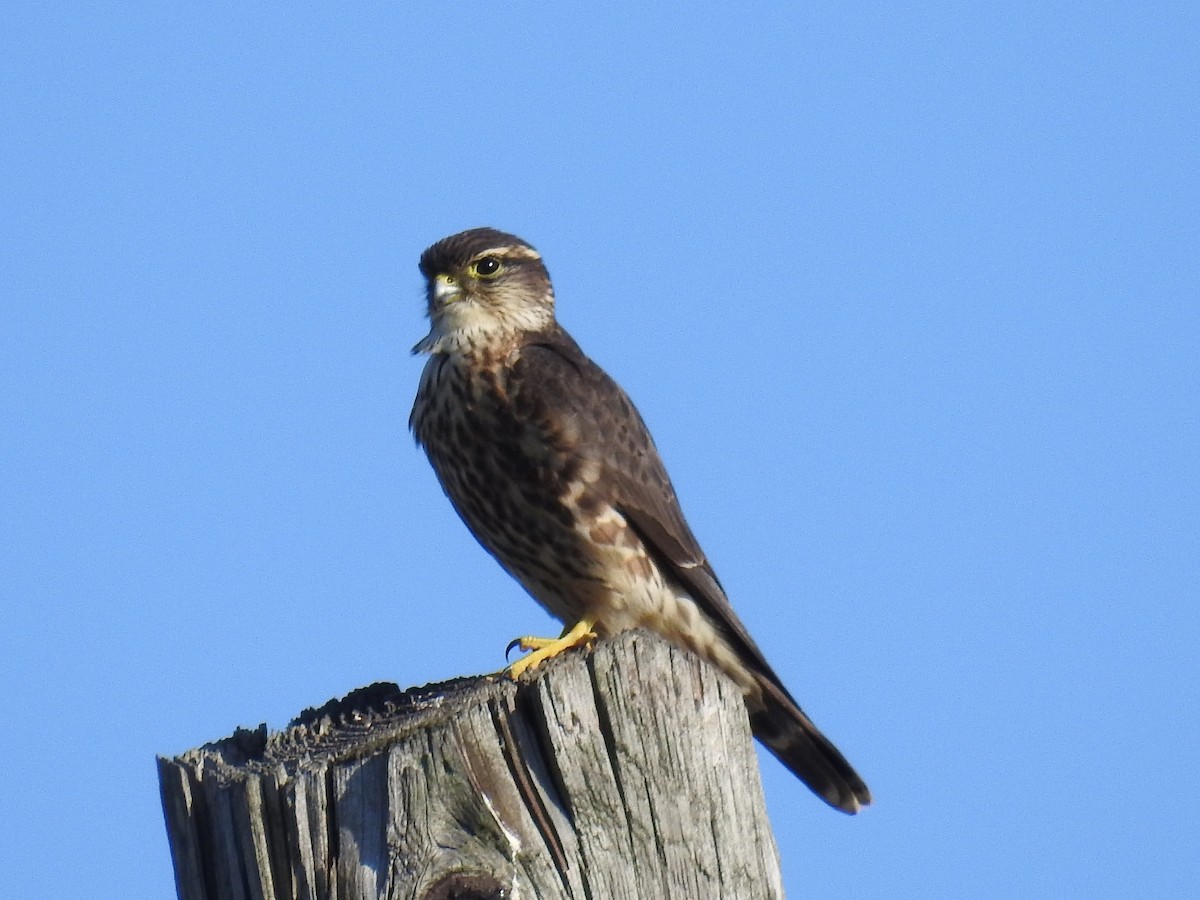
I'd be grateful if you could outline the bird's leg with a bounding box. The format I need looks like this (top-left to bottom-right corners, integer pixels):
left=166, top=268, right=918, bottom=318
left=506, top=618, right=597, bottom=679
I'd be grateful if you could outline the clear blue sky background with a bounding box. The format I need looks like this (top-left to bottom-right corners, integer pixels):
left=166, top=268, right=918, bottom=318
left=3, top=4, right=1197, bottom=898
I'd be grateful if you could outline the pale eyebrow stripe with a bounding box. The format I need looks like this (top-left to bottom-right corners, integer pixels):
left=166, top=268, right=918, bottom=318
left=474, top=244, right=541, bottom=262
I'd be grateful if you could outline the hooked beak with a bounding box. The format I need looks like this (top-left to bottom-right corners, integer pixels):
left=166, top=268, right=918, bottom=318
left=433, top=273, right=463, bottom=305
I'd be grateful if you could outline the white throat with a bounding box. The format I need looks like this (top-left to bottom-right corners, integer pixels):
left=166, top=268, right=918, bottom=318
left=414, top=296, right=553, bottom=357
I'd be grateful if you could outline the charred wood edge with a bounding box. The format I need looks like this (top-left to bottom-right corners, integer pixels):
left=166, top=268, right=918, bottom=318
left=159, top=672, right=519, bottom=900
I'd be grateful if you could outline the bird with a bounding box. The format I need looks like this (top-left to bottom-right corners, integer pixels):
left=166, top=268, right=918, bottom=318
left=409, top=227, right=871, bottom=814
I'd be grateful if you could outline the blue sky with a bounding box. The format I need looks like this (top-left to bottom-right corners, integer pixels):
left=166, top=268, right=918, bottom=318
left=2, top=3, right=1197, bottom=897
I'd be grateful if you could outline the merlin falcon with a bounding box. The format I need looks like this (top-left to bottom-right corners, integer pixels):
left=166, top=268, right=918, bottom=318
left=409, top=227, right=871, bottom=813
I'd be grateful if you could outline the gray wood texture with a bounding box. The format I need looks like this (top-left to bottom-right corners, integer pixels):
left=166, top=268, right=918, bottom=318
left=159, top=630, right=784, bottom=900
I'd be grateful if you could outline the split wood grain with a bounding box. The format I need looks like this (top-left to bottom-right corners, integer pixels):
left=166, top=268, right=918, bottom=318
left=158, top=630, right=784, bottom=900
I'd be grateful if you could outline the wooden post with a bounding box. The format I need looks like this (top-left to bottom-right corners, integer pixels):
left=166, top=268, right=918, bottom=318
left=158, top=630, right=784, bottom=900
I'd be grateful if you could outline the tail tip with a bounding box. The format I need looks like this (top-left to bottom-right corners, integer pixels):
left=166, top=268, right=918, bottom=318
left=826, top=783, right=872, bottom=815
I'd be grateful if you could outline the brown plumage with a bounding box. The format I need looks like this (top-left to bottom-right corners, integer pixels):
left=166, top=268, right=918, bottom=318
left=409, top=227, right=871, bottom=813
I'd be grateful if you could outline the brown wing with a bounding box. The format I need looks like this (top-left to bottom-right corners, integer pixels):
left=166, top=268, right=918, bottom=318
left=509, top=329, right=779, bottom=682
left=509, top=329, right=872, bottom=813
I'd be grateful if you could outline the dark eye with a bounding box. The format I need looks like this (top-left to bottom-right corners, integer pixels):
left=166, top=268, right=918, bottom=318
left=473, top=256, right=502, bottom=277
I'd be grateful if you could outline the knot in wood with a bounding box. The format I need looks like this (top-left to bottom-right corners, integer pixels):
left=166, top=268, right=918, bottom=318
left=422, top=872, right=509, bottom=900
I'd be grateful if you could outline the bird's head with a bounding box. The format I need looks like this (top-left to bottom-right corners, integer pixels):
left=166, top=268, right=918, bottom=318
left=414, top=228, right=556, bottom=356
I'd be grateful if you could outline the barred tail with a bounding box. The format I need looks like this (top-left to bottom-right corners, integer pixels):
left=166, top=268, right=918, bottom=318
left=749, top=674, right=872, bottom=814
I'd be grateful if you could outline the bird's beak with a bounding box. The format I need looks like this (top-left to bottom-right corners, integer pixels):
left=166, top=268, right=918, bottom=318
left=433, top=273, right=463, bottom=305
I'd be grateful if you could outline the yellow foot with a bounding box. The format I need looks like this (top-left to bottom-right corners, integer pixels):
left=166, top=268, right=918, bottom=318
left=506, top=618, right=597, bottom=680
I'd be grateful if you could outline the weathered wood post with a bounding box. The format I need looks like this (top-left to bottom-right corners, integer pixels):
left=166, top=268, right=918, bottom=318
left=158, top=630, right=785, bottom=900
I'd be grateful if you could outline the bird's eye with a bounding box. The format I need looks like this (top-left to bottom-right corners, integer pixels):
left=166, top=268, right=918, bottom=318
left=472, top=256, right=503, bottom=278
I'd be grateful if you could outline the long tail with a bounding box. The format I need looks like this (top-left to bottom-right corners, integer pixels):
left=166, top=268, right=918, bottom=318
left=749, top=674, right=872, bottom=814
